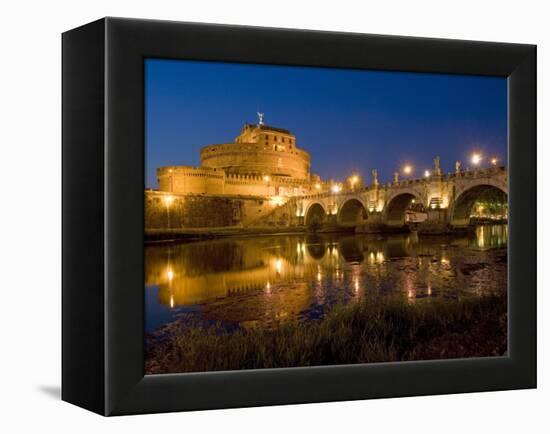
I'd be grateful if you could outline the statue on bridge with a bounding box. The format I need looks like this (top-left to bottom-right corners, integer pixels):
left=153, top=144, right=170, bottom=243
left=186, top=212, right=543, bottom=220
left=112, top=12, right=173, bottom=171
left=393, top=172, right=399, bottom=185
left=434, top=156, right=442, bottom=176
left=455, top=160, right=461, bottom=175
left=372, top=169, right=379, bottom=187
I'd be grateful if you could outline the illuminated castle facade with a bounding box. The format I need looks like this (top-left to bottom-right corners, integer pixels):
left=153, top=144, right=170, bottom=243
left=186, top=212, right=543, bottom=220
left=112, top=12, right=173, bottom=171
left=156, top=115, right=326, bottom=198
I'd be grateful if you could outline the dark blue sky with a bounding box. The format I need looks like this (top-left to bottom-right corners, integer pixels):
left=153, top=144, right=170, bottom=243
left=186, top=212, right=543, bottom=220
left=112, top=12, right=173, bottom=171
left=145, top=59, right=507, bottom=189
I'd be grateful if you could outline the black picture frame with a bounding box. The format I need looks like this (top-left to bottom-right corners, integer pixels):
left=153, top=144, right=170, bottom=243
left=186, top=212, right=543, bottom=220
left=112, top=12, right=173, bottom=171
left=62, top=17, right=536, bottom=416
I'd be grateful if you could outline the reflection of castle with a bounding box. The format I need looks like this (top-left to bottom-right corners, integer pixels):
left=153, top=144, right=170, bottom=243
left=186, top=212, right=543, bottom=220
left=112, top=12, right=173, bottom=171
left=156, top=115, right=326, bottom=197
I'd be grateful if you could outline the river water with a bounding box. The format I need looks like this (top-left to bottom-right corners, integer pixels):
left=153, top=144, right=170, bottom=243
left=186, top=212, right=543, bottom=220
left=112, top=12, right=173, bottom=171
left=145, top=224, right=507, bottom=334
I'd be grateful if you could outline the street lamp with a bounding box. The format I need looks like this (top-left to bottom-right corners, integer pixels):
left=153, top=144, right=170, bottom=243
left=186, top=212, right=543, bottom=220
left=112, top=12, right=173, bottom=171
left=424, top=170, right=431, bottom=178
left=403, top=165, right=413, bottom=176
left=471, top=153, right=482, bottom=166
left=491, top=157, right=498, bottom=166
left=331, top=184, right=341, bottom=194
left=163, top=195, right=174, bottom=206
left=349, top=174, right=359, bottom=190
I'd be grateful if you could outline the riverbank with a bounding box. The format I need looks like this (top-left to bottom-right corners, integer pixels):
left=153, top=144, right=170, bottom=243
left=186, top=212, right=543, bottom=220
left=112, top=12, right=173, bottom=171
left=145, top=226, right=308, bottom=243
left=145, top=292, right=507, bottom=374
left=145, top=223, right=478, bottom=243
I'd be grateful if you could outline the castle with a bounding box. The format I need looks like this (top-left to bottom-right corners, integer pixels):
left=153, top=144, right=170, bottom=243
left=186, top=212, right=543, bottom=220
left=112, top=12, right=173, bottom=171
left=156, top=114, right=327, bottom=198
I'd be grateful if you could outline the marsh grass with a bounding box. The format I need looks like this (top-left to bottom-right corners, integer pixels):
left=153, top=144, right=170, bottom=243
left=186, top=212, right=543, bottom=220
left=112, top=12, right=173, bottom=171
left=145, top=293, right=507, bottom=374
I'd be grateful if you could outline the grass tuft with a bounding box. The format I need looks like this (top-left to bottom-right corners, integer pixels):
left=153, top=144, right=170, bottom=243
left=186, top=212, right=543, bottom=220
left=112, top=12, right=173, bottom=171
left=145, top=292, right=507, bottom=374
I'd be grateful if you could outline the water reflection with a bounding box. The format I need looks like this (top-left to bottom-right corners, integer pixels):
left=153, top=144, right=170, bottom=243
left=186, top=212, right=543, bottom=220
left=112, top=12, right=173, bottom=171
left=145, top=224, right=507, bottom=332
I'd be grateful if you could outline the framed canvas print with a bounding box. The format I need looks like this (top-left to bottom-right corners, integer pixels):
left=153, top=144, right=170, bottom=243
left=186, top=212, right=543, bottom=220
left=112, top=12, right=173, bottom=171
left=62, top=17, right=536, bottom=415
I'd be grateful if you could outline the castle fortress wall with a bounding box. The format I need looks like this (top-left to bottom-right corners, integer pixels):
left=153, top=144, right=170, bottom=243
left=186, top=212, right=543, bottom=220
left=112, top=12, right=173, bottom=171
left=157, top=166, right=225, bottom=195
left=157, top=166, right=315, bottom=197
left=145, top=190, right=299, bottom=229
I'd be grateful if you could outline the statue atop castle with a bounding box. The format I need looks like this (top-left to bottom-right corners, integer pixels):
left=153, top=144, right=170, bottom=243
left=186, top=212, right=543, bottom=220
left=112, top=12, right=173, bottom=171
left=257, top=112, right=264, bottom=126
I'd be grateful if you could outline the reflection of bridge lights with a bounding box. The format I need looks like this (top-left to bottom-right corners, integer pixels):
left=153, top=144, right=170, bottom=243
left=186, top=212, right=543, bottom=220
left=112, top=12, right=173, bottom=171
left=317, top=272, right=322, bottom=282
left=170, top=294, right=174, bottom=309
left=166, top=269, right=174, bottom=281
left=471, top=153, right=482, bottom=165
left=441, top=258, right=450, bottom=265
left=354, top=278, right=360, bottom=293
left=275, top=259, right=283, bottom=274
left=266, top=281, right=271, bottom=294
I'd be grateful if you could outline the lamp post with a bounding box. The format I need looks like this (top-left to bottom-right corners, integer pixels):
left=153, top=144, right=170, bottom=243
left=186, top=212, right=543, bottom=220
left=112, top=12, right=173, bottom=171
left=163, top=195, right=174, bottom=229
left=349, top=174, right=359, bottom=191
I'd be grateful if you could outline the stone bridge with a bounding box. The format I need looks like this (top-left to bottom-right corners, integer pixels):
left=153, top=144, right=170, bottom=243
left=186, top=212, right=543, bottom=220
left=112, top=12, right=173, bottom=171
left=294, top=166, right=507, bottom=231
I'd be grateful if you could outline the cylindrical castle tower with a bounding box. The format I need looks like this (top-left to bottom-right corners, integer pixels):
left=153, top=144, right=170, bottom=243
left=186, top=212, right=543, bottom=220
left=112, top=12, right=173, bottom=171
left=200, top=123, right=311, bottom=180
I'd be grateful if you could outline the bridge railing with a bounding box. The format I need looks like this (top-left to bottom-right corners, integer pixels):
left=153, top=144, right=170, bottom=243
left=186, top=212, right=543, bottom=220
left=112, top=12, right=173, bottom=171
left=296, top=166, right=506, bottom=199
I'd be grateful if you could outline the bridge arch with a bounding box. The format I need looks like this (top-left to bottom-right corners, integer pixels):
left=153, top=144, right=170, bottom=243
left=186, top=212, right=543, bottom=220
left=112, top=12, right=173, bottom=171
left=337, top=198, right=368, bottom=227
left=304, top=202, right=328, bottom=226
left=384, top=191, right=423, bottom=226
left=450, top=183, right=508, bottom=227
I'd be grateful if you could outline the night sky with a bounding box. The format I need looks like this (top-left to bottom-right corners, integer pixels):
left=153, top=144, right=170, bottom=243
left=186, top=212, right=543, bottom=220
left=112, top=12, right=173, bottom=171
left=145, top=59, right=507, bottom=189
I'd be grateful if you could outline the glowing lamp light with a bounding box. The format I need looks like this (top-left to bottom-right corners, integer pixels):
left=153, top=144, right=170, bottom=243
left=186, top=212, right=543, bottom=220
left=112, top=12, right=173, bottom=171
left=163, top=195, right=174, bottom=206
left=424, top=170, right=430, bottom=177
left=270, top=196, right=284, bottom=206
left=471, top=153, right=482, bottom=165
left=491, top=157, right=498, bottom=166
left=315, top=183, right=321, bottom=190
left=403, top=165, right=413, bottom=176
left=263, top=175, right=270, bottom=182
left=331, top=184, right=341, bottom=194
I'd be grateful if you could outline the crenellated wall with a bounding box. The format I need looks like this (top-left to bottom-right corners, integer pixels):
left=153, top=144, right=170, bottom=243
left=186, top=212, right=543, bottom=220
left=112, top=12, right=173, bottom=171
left=157, top=166, right=316, bottom=197
left=200, top=142, right=310, bottom=180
